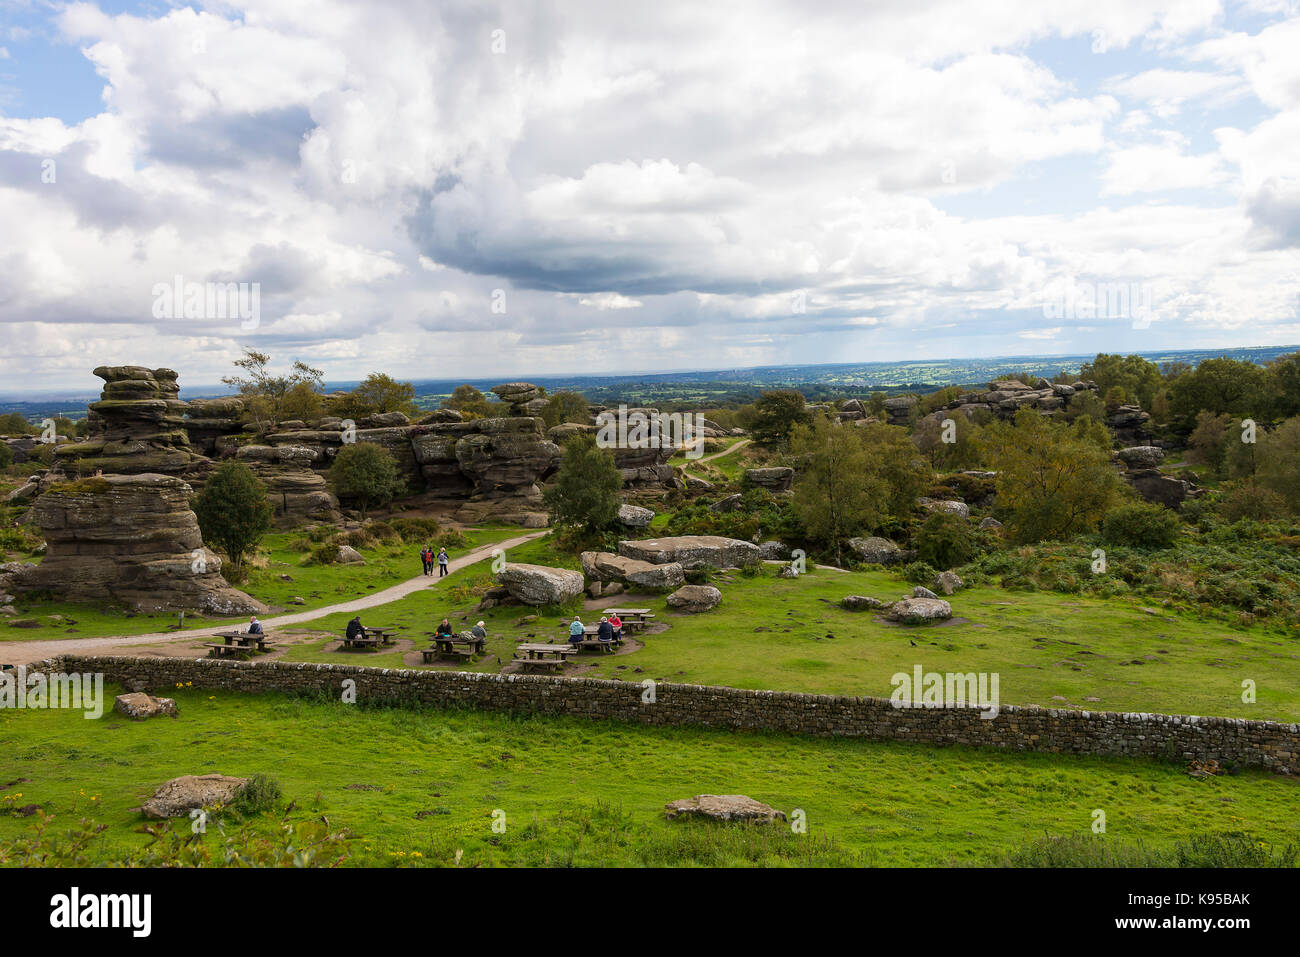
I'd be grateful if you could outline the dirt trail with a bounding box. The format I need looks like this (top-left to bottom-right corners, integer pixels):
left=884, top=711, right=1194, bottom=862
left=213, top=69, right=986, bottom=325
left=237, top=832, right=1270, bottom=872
left=682, top=437, right=750, bottom=482
left=2, top=530, right=549, bottom=666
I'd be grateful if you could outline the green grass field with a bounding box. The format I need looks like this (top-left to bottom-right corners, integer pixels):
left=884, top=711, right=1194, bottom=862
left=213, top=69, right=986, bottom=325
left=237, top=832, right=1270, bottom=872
left=3, top=687, right=1297, bottom=867
left=0, top=525, right=522, bottom=644
left=264, top=535, right=1300, bottom=722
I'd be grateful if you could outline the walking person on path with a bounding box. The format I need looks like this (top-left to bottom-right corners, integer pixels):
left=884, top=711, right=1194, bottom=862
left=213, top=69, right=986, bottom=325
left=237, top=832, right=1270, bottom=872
left=421, top=545, right=433, bottom=576
left=437, top=547, right=450, bottom=578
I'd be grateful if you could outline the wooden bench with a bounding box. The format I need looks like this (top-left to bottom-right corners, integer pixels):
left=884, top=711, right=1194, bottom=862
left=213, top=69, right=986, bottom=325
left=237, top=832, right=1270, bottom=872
left=570, top=638, right=618, bottom=654
left=516, top=657, right=567, bottom=674
left=204, top=642, right=252, bottom=659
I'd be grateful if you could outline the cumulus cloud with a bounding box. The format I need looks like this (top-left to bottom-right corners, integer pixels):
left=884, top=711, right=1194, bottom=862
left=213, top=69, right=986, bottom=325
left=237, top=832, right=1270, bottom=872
left=0, top=0, right=1296, bottom=390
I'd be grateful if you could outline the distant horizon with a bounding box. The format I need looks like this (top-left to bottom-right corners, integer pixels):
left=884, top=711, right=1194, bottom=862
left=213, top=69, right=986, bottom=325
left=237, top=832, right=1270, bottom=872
left=2, top=342, right=1294, bottom=406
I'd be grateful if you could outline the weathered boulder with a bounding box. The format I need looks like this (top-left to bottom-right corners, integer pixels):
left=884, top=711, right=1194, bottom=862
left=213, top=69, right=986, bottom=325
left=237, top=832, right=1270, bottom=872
left=114, top=693, right=178, bottom=720
left=710, top=494, right=743, bottom=513
left=887, top=597, right=953, bottom=623
left=665, top=795, right=786, bottom=824
left=841, top=595, right=885, bottom=611
left=918, top=498, right=970, bottom=519
left=665, top=584, right=722, bottom=613
left=496, top=563, right=585, bottom=605
left=335, top=544, right=366, bottom=564
left=1127, top=469, right=1193, bottom=509
left=580, top=552, right=685, bottom=590
left=619, top=535, right=760, bottom=569
left=847, top=536, right=903, bottom=565
left=23, top=474, right=266, bottom=615
left=1118, top=446, right=1165, bottom=469
left=744, top=467, right=794, bottom=492
left=758, top=541, right=788, bottom=560
left=978, top=516, right=1004, bottom=530
left=934, top=571, right=964, bottom=595
left=617, top=504, right=655, bottom=528
left=912, top=585, right=939, bottom=599
left=141, top=774, right=248, bottom=819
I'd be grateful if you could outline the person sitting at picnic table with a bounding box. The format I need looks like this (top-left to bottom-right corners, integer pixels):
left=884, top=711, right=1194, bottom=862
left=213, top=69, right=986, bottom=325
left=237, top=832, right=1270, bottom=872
left=437, top=547, right=450, bottom=577
left=568, top=615, right=585, bottom=645
left=596, top=616, right=614, bottom=642
left=346, top=616, right=365, bottom=641
left=435, top=618, right=454, bottom=639
left=471, top=620, right=487, bottom=640
left=608, top=613, right=622, bottom=641
left=246, top=616, right=264, bottom=635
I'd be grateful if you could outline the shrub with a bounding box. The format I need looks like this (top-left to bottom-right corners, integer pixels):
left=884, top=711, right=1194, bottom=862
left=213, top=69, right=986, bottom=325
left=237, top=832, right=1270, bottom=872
left=436, top=529, right=468, bottom=550
left=303, top=542, right=342, bottom=566
left=232, top=774, right=282, bottom=816
left=341, top=529, right=378, bottom=550
left=913, top=512, right=977, bottom=570
left=900, top=561, right=937, bottom=585
left=191, top=461, right=274, bottom=574
left=1101, top=502, right=1182, bottom=549
left=1218, top=482, right=1288, bottom=523
left=390, top=517, right=440, bottom=543
left=367, top=521, right=401, bottom=543
left=329, top=442, right=406, bottom=518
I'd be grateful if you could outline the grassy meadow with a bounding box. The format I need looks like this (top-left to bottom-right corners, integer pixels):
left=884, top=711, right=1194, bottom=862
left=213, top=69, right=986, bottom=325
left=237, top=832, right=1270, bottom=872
left=2, top=687, right=1297, bottom=867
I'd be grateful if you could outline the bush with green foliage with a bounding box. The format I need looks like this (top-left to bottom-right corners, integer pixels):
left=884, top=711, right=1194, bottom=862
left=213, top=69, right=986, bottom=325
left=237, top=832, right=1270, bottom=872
left=750, top=390, right=809, bottom=447
left=232, top=774, right=282, bottom=816
left=192, top=462, right=274, bottom=576
left=542, top=432, right=623, bottom=532
left=914, top=512, right=978, bottom=569
left=328, top=442, right=406, bottom=518
left=1101, top=502, right=1182, bottom=549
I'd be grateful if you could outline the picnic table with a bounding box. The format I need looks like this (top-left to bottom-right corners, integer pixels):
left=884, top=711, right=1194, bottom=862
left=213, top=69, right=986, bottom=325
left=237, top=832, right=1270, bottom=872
left=514, top=643, right=577, bottom=674
left=600, top=608, right=656, bottom=630
left=364, top=626, right=400, bottom=645
left=204, top=629, right=272, bottom=658
left=554, top=624, right=621, bottom=653
left=339, top=625, right=396, bottom=651
left=421, top=632, right=487, bottom=664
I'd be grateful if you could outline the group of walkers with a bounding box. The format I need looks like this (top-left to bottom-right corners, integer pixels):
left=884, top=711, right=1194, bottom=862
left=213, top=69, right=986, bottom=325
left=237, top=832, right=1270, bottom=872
left=420, top=545, right=450, bottom=577
left=568, top=613, right=622, bottom=645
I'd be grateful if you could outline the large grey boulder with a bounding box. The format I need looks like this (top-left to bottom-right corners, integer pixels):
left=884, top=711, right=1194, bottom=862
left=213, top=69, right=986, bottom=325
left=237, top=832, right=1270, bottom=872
left=496, top=563, right=585, bottom=605
left=617, top=504, right=655, bottom=528
left=336, top=544, right=366, bottom=564
left=1118, top=446, right=1165, bottom=469
left=580, top=551, right=685, bottom=590
left=744, top=467, right=794, bottom=492
left=141, top=774, right=248, bottom=819
left=665, top=794, right=786, bottom=824
left=847, top=536, right=902, bottom=564
left=665, top=584, right=722, bottom=613
left=918, top=498, right=970, bottom=519
left=619, top=536, right=760, bottom=569
left=887, top=597, right=953, bottom=624
left=758, top=541, right=788, bottom=560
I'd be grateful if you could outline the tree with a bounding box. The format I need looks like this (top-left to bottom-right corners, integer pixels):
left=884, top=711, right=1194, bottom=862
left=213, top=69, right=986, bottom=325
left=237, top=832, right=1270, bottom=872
left=329, top=442, right=406, bottom=518
left=222, top=350, right=324, bottom=431
left=978, top=409, right=1122, bottom=544
left=542, top=432, right=623, bottom=532
left=1168, top=358, right=1268, bottom=433
left=1255, top=416, right=1300, bottom=515
left=1080, top=354, right=1163, bottom=409
left=192, top=462, right=274, bottom=576
left=540, top=391, right=590, bottom=428
left=1186, top=411, right=1236, bottom=477
left=334, top=372, right=417, bottom=419
left=789, top=418, right=887, bottom=565
left=0, top=413, right=35, bottom=435
left=912, top=411, right=987, bottom=470
left=856, top=421, right=932, bottom=517
left=442, top=384, right=496, bottom=420
left=1263, top=351, right=1300, bottom=420
left=751, top=390, right=809, bottom=447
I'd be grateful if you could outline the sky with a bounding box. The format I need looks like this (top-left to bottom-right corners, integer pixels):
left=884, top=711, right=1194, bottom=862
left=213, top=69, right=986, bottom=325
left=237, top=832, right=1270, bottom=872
left=0, top=0, right=1299, bottom=392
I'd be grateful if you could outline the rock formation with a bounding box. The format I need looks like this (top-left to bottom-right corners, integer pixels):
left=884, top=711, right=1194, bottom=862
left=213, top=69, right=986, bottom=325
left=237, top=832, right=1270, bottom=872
left=55, top=366, right=206, bottom=476
left=618, top=535, right=761, bottom=569
left=21, top=474, right=265, bottom=614
left=495, top=562, right=585, bottom=605
left=581, top=551, right=685, bottom=590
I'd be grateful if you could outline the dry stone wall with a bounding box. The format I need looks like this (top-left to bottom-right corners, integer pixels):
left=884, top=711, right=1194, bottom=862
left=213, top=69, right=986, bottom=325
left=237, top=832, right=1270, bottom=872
left=43, top=655, right=1300, bottom=775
